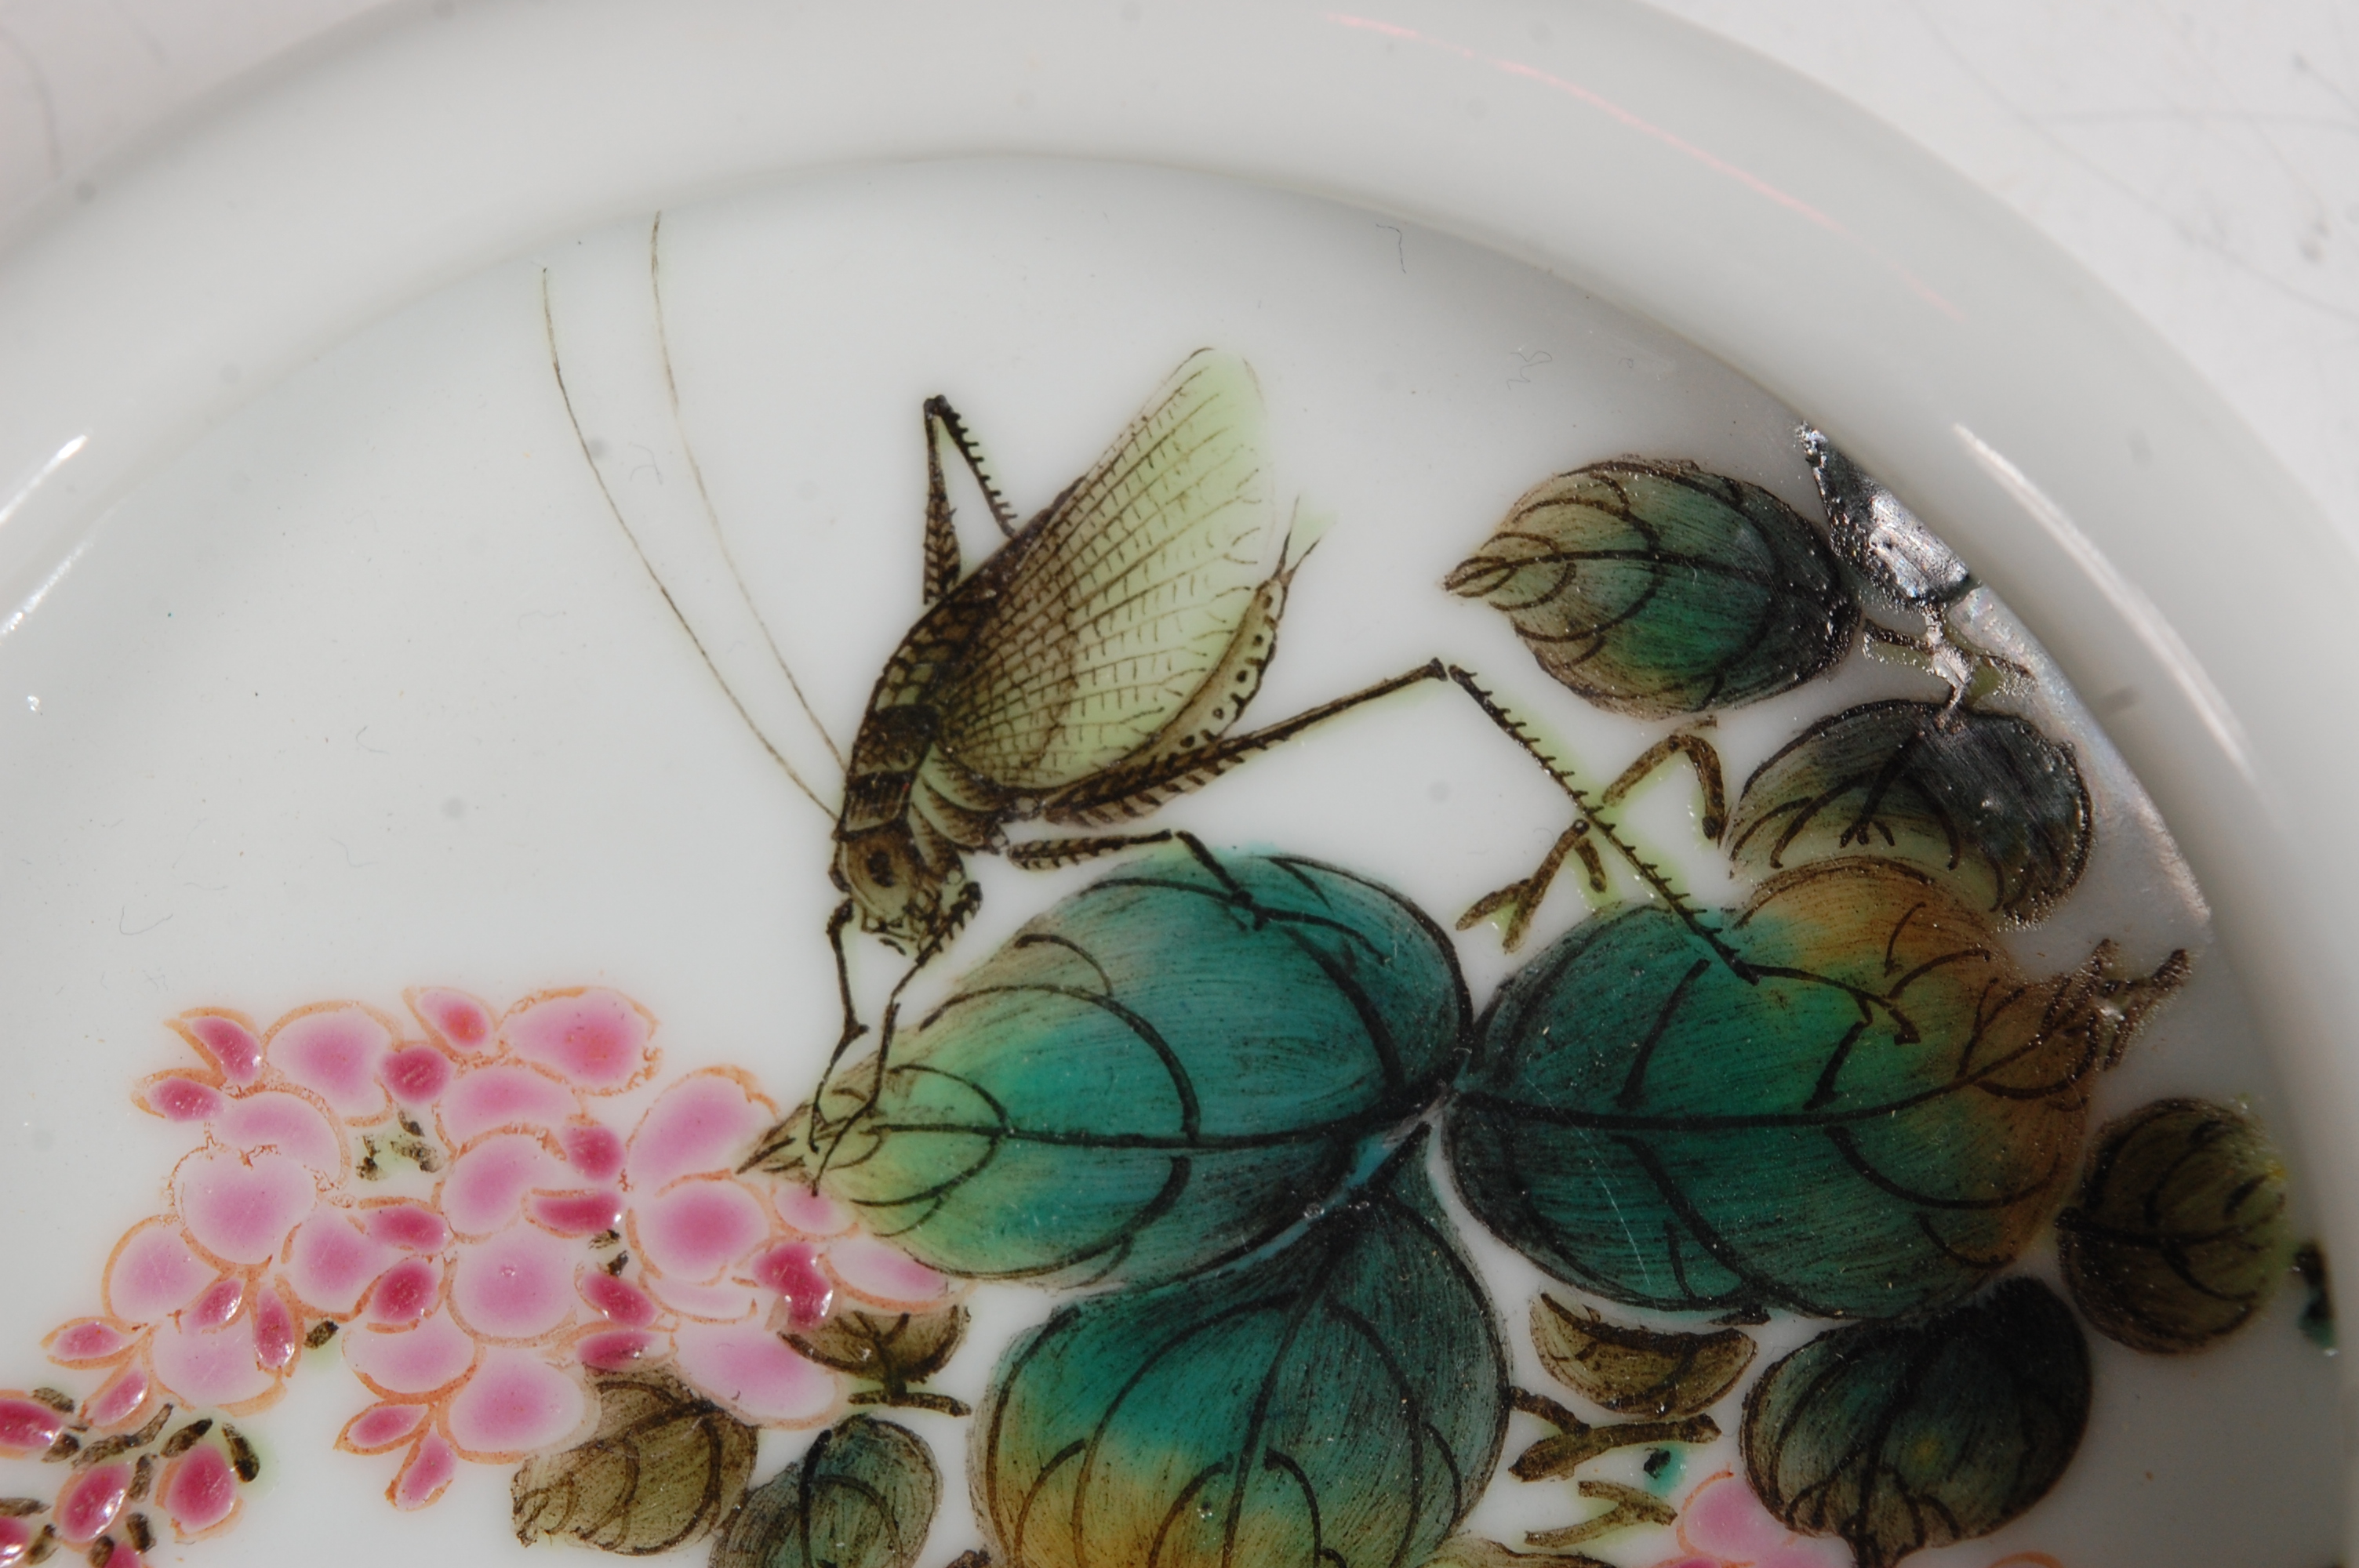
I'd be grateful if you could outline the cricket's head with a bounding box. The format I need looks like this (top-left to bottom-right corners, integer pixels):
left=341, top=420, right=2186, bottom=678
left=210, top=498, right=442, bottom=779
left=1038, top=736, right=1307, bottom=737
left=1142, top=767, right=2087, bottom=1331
left=831, top=820, right=966, bottom=953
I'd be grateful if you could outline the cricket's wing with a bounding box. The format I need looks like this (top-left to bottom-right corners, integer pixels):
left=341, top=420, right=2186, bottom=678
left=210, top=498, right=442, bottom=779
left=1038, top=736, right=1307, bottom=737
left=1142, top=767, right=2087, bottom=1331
left=935, top=349, right=1278, bottom=791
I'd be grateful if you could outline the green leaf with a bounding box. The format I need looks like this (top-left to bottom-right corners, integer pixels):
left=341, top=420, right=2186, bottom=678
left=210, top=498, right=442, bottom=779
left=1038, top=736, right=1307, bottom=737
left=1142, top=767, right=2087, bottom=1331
left=710, top=1416, right=941, bottom=1568
left=2057, top=1098, right=2295, bottom=1354
left=1741, top=1279, right=2092, bottom=1568
left=976, top=1141, right=1506, bottom=1568
left=1444, top=460, right=1858, bottom=719
left=511, top=1367, right=754, bottom=1556
left=1527, top=1294, right=1753, bottom=1418
left=1726, top=699, right=2092, bottom=922
left=1447, top=858, right=2187, bottom=1318
left=811, top=845, right=1467, bottom=1287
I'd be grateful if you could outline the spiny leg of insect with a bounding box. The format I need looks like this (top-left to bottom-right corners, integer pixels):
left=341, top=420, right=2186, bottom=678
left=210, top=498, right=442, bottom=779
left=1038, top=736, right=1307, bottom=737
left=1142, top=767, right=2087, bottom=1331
left=919, top=394, right=1020, bottom=606
left=1443, top=666, right=1748, bottom=974
left=1002, top=829, right=1175, bottom=870
left=1042, top=659, right=1452, bottom=825
left=823, top=898, right=867, bottom=1068
left=811, top=882, right=979, bottom=1183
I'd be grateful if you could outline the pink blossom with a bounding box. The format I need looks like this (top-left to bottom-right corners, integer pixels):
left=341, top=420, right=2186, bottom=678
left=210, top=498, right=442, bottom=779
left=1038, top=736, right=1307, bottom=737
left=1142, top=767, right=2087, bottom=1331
left=42, top=1004, right=398, bottom=1423
left=561, top=1068, right=957, bottom=1428
left=31, top=983, right=970, bottom=1537
left=1654, top=1472, right=1855, bottom=1568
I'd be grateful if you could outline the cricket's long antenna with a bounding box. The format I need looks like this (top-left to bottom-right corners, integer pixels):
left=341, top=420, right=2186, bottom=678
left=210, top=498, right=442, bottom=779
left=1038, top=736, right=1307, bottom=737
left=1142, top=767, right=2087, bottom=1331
left=541, top=267, right=835, bottom=818
left=649, top=213, right=848, bottom=773
left=1446, top=665, right=1750, bottom=976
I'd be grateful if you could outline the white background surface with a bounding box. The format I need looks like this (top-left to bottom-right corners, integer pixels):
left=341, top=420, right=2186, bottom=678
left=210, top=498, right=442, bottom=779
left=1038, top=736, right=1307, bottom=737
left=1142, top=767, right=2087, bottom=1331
left=2, top=0, right=2350, bottom=557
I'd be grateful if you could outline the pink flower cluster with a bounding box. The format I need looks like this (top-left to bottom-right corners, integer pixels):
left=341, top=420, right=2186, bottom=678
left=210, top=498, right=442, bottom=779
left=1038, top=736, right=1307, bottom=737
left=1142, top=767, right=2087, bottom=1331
left=1646, top=1472, right=1852, bottom=1568
left=1648, top=1473, right=2066, bottom=1568
left=25, top=985, right=950, bottom=1537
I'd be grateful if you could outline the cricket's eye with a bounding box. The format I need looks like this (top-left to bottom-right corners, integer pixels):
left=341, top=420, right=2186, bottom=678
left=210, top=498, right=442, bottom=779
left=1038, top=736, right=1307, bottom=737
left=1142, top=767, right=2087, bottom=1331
left=867, top=849, right=896, bottom=888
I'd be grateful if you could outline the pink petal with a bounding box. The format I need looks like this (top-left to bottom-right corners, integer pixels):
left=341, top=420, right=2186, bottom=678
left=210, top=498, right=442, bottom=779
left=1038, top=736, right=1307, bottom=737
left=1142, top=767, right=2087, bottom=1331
left=253, top=1287, right=299, bottom=1370
left=44, top=1319, right=135, bottom=1366
left=56, top=1461, right=132, bottom=1543
left=451, top=1227, right=579, bottom=1341
left=775, top=1185, right=855, bottom=1239
left=266, top=1005, right=394, bottom=1120
left=578, top=1270, right=658, bottom=1327
left=176, top=1013, right=263, bottom=1087
left=366, top=1259, right=442, bottom=1328
left=560, top=1122, right=627, bottom=1184
left=627, top=1069, right=771, bottom=1190
left=1763, top=1548, right=1857, bottom=1568
left=363, top=1201, right=449, bottom=1254
left=409, top=989, right=496, bottom=1055
left=750, top=1243, right=834, bottom=1330
left=576, top=1329, right=661, bottom=1370
left=82, top=1364, right=151, bottom=1429
left=438, top=1065, right=579, bottom=1148
left=214, top=1091, right=343, bottom=1177
left=140, top=1074, right=226, bottom=1122
left=337, top=1401, right=429, bottom=1454
left=283, top=1210, right=398, bottom=1316
left=438, top=1132, right=566, bottom=1238
left=148, top=1313, right=276, bottom=1408
left=380, top=1046, right=455, bottom=1106
left=636, top=1178, right=772, bottom=1282
left=674, top=1321, right=838, bottom=1426
left=529, top=1189, right=627, bottom=1237
left=160, top=1445, right=240, bottom=1538
left=0, top=1515, right=35, bottom=1565
left=444, top=1351, right=587, bottom=1460
left=390, top=1431, right=460, bottom=1510
left=175, top=1149, right=317, bottom=1265
left=1681, top=1472, right=1790, bottom=1558
left=645, top=1274, right=762, bottom=1323
left=504, top=989, right=657, bottom=1094
left=0, top=1396, right=63, bottom=1457
left=341, top=1310, right=477, bottom=1398
left=188, top=1276, right=246, bottom=1331
left=826, top=1235, right=951, bottom=1309
left=104, top=1219, right=218, bottom=1323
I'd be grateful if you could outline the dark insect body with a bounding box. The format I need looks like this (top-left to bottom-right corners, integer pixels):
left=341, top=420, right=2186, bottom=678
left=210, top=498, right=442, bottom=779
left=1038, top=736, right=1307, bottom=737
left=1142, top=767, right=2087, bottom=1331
left=830, top=348, right=1441, bottom=969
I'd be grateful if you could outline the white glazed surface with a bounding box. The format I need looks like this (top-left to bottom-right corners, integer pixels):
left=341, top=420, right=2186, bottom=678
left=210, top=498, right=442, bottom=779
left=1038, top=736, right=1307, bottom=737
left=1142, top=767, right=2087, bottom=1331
left=0, top=154, right=2340, bottom=1568
left=0, top=2, right=2351, bottom=1561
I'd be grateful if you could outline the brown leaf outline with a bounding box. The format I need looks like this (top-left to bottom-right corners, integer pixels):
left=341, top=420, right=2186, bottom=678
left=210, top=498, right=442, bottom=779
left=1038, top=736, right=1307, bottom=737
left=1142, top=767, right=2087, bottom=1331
left=787, top=1307, right=970, bottom=1416
left=710, top=1415, right=940, bottom=1568
left=511, top=1367, right=755, bottom=1556
left=1528, top=1294, right=1754, bottom=1419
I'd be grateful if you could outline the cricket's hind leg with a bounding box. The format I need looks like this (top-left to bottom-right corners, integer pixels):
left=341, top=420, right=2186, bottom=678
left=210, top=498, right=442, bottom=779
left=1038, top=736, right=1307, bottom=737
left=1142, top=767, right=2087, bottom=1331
left=1454, top=717, right=1726, bottom=950
left=918, top=394, right=1021, bottom=605
left=1005, top=830, right=1176, bottom=870
left=1443, top=666, right=1746, bottom=971
left=1037, top=659, right=1450, bottom=828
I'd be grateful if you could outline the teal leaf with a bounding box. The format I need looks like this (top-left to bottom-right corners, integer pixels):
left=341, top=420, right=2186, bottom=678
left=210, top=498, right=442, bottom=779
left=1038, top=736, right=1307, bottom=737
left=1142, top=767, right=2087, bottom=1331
left=1447, top=858, right=2185, bottom=1318
left=1726, top=699, right=2091, bottom=922
left=1741, top=1279, right=2092, bottom=1568
left=1444, top=460, right=1858, bottom=718
left=2057, top=1098, right=2295, bottom=1354
left=812, top=845, right=1467, bottom=1287
left=976, top=1139, right=1506, bottom=1568
left=710, top=1415, right=940, bottom=1568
